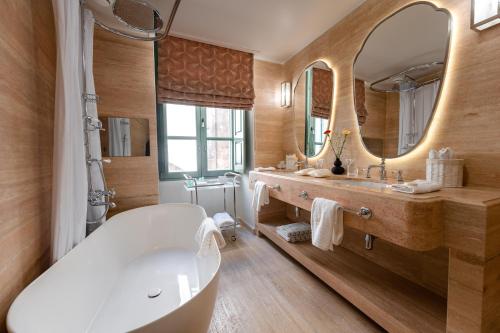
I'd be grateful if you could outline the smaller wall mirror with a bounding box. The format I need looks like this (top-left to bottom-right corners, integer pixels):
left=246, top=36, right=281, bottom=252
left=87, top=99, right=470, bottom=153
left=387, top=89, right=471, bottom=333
left=100, top=117, right=150, bottom=157
left=293, top=61, right=334, bottom=157
left=353, top=2, right=451, bottom=158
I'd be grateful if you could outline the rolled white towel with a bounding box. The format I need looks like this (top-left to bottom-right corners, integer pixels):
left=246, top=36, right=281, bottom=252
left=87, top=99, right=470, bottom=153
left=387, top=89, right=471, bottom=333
left=254, top=166, right=276, bottom=172
left=308, top=169, right=332, bottom=178
left=438, top=147, right=454, bottom=159
left=391, top=179, right=442, bottom=194
left=252, top=180, right=270, bottom=212
left=428, top=149, right=438, bottom=159
left=213, top=212, right=235, bottom=228
left=195, top=218, right=226, bottom=256
left=311, top=198, right=344, bottom=250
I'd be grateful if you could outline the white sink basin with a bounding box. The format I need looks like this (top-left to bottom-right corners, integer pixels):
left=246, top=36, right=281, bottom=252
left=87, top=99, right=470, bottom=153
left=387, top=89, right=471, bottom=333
left=333, top=179, right=389, bottom=190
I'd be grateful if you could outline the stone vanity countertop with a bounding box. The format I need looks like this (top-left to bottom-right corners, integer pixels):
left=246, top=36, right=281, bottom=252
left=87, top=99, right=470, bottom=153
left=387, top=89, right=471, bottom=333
left=250, top=170, right=500, bottom=207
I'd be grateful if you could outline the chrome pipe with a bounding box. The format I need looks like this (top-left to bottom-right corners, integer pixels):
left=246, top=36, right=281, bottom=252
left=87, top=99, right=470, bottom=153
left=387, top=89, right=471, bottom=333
left=365, top=234, right=375, bottom=250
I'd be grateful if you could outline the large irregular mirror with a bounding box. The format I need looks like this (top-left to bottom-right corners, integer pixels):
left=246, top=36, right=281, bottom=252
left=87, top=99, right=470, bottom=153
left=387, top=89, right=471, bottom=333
left=354, top=3, right=451, bottom=158
left=99, top=117, right=150, bottom=157
left=293, top=61, right=334, bottom=157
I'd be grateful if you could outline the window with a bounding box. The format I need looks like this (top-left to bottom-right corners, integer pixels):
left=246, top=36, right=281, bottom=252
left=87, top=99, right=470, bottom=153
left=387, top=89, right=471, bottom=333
left=157, top=103, right=245, bottom=180
left=312, top=117, right=329, bottom=155
left=305, top=69, right=329, bottom=156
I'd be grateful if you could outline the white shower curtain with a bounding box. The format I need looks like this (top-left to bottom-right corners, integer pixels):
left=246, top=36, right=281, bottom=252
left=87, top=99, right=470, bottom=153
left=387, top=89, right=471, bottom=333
left=413, top=80, right=440, bottom=141
left=108, top=118, right=132, bottom=156
left=51, top=0, right=87, bottom=262
left=398, top=89, right=415, bottom=155
left=398, top=80, right=440, bottom=155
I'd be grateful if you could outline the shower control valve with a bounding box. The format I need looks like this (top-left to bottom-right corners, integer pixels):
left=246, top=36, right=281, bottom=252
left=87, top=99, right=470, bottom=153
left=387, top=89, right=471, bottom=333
left=85, top=116, right=104, bottom=131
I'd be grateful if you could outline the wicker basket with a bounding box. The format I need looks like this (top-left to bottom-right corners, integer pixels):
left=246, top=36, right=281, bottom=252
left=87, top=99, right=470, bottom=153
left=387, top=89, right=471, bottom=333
left=426, top=159, right=464, bottom=187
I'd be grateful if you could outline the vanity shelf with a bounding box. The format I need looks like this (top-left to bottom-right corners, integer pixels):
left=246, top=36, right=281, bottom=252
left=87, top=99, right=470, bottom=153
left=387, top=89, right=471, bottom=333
left=258, top=219, right=447, bottom=333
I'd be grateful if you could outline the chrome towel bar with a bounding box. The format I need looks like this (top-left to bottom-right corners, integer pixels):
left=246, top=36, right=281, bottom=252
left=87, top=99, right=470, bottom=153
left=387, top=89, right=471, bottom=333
left=298, top=191, right=373, bottom=220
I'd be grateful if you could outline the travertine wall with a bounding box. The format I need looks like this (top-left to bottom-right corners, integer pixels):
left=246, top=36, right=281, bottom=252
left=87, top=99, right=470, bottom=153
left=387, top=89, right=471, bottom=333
left=0, top=0, right=56, bottom=330
left=283, top=0, right=500, bottom=187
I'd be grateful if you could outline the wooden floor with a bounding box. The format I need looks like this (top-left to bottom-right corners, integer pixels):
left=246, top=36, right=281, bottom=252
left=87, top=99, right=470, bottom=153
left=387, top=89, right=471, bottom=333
left=208, top=228, right=384, bottom=333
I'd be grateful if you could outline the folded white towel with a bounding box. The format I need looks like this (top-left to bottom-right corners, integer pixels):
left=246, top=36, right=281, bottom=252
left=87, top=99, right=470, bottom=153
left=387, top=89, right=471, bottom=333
left=390, top=179, right=442, bottom=194
left=195, top=218, right=226, bottom=256
left=252, top=181, right=269, bottom=212
left=213, top=212, right=235, bottom=228
left=254, top=166, right=276, bottom=172
left=311, top=198, right=344, bottom=250
left=294, top=168, right=315, bottom=175
left=308, top=169, right=332, bottom=178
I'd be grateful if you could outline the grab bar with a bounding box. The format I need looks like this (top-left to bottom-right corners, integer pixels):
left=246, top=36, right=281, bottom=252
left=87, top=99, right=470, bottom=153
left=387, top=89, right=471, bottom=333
left=298, top=191, right=373, bottom=220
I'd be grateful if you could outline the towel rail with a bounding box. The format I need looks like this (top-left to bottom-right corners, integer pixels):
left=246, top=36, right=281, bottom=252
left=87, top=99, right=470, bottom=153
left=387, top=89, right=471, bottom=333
left=298, top=191, right=373, bottom=220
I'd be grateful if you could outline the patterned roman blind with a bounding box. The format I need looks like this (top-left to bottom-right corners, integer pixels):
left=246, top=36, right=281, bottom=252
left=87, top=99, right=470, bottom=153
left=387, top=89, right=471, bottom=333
left=157, top=36, right=255, bottom=110
left=311, top=68, right=333, bottom=119
left=355, top=79, right=368, bottom=125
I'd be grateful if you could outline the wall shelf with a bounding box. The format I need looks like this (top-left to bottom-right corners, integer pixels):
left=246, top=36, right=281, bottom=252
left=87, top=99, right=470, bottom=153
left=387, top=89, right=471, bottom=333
left=258, top=220, right=447, bottom=333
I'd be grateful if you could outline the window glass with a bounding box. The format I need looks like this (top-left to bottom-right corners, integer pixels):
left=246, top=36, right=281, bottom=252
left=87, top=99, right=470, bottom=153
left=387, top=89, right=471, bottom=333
left=159, top=104, right=244, bottom=179
left=167, top=139, right=198, bottom=172
left=206, top=108, right=231, bottom=138
left=166, top=104, right=197, bottom=137
left=313, top=117, right=329, bottom=143
left=207, top=140, right=232, bottom=171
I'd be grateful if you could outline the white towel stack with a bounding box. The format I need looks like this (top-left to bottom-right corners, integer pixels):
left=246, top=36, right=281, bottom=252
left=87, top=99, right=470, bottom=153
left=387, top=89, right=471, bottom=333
left=390, top=179, right=442, bottom=194
left=252, top=181, right=269, bottom=212
left=213, top=212, right=235, bottom=228
left=311, top=198, right=344, bottom=250
left=195, top=218, right=226, bottom=256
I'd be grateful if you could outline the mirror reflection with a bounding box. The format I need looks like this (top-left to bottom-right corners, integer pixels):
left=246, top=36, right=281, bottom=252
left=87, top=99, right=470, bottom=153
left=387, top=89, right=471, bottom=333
left=354, top=3, right=450, bottom=158
left=293, top=61, right=334, bottom=157
left=100, top=117, right=150, bottom=157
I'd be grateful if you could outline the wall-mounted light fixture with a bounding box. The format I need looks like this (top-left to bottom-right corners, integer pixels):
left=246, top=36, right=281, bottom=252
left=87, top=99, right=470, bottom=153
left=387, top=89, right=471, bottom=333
left=280, top=81, right=291, bottom=108
left=471, top=0, right=500, bottom=31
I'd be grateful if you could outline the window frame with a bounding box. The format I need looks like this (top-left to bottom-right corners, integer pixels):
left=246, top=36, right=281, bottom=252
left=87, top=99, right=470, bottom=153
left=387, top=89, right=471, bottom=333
left=157, top=104, right=244, bottom=180
left=201, top=107, right=235, bottom=178
left=304, top=69, right=329, bottom=156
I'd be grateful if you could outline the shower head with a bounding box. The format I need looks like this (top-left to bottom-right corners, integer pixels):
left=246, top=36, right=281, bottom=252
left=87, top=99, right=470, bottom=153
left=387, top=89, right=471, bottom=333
left=392, top=75, right=418, bottom=92
left=83, top=0, right=181, bottom=41
left=369, top=62, right=444, bottom=93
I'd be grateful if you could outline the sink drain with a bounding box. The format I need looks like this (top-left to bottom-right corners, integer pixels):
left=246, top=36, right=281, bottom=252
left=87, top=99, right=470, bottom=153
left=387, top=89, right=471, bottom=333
left=147, top=288, right=162, bottom=298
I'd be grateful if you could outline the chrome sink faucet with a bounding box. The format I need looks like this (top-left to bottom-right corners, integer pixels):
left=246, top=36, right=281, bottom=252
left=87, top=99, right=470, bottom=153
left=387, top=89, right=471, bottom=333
left=296, top=157, right=309, bottom=170
left=366, top=158, right=387, bottom=180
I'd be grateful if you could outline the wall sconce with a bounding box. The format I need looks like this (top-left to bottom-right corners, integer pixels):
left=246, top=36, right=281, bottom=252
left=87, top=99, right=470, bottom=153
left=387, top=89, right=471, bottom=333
left=471, top=0, right=500, bottom=31
left=281, top=81, right=291, bottom=108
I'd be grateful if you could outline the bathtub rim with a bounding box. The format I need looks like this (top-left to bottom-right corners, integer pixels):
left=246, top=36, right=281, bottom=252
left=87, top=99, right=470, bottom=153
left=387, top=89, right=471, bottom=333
left=7, top=202, right=222, bottom=333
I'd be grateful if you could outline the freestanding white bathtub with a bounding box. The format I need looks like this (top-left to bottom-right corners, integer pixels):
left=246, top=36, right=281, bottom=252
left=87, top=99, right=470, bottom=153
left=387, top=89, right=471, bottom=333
left=7, top=203, right=221, bottom=333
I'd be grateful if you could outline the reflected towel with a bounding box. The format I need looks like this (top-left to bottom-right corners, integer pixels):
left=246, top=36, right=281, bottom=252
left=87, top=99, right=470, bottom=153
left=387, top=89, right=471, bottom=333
left=391, top=179, right=442, bottom=194
left=252, top=181, right=269, bottom=212
left=195, top=218, right=226, bottom=256
left=311, top=198, right=343, bottom=250
left=213, top=212, right=235, bottom=228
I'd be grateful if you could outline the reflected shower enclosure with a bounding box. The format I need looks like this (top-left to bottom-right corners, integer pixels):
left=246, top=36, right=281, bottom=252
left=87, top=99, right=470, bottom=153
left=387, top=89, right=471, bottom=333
left=100, top=117, right=150, bottom=157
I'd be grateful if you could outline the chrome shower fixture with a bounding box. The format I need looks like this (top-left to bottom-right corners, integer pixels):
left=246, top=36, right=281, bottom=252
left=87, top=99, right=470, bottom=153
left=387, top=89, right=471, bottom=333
left=83, top=0, right=181, bottom=41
